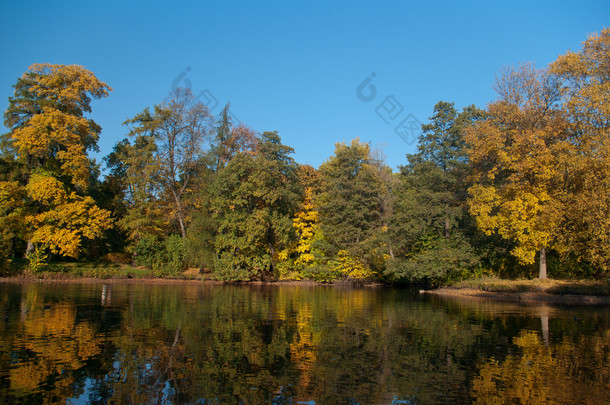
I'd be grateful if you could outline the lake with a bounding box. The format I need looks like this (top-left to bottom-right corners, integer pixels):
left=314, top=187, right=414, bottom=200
left=0, top=282, right=608, bottom=404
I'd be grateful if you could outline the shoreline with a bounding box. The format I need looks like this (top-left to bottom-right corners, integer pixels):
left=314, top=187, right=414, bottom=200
left=0, top=276, right=386, bottom=288
left=422, top=287, right=610, bottom=306
left=2, top=276, right=607, bottom=304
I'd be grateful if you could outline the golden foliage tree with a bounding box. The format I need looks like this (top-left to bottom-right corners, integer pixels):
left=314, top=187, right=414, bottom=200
left=550, top=29, right=610, bottom=274
left=466, top=64, right=567, bottom=279
left=4, top=63, right=111, bottom=189
left=292, top=187, right=319, bottom=269
left=2, top=64, right=113, bottom=262
left=25, top=172, right=112, bottom=258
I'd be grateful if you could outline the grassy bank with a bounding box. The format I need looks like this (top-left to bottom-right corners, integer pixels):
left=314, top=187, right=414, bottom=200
left=5, top=262, right=205, bottom=281
left=447, top=277, right=610, bottom=297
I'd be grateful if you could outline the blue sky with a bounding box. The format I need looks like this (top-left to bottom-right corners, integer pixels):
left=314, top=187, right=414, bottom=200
left=0, top=1, right=608, bottom=171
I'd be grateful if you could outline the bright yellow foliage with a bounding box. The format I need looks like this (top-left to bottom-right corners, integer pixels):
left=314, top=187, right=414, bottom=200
left=548, top=29, right=610, bottom=271
left=9, top=63, right=111, bottom=189
left=25, top=172, right=112, bottom=258
left=12, top=108, right=92, bottom=188
left=466, top=65, right=566, bottom=265
left=3, top=64, right=113, bottom=261
left=333, top=250, right=374, bottom=280
left=293, top=187, right=318, bottom=267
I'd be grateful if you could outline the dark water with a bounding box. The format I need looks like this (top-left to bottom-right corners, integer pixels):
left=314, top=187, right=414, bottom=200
left=0, top=282, right=608, bottom=404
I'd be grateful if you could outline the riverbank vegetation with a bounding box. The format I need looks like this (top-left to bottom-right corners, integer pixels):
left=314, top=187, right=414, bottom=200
left=1, top=30, right=609, bottom=285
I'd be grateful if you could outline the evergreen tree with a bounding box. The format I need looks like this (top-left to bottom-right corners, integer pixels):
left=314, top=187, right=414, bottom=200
left=316, top=139, right=390, bottom=280
left=386, top=102, right=485, bottom=284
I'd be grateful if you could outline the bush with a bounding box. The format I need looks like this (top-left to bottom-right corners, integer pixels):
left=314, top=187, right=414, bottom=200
left=301, top=264, right=340, bottom=283
left=27, top=248, right=49, bottom=273
left=133, top=234, right=186, bottom=276
left=213, top=252, right=262, bottom=281
left=160, top=235, right=186, bottom=274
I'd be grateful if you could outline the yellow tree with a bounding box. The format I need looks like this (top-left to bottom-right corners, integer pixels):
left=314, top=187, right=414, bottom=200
left=293, top=187, right=318, bottom=270
left=466, top=64, right=567, bottom=279
left=25, top=172, right=112, bottom=258
left=2, top=64, right=113, bottom=262
left=550, top=29, right=610, bottom=274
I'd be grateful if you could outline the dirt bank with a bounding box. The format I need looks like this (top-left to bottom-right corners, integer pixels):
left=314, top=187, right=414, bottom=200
left=422, top=287, right=610, bottom=306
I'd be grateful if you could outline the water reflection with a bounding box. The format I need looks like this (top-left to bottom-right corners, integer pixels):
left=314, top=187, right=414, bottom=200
left=0, top=283, right=608, bottom=404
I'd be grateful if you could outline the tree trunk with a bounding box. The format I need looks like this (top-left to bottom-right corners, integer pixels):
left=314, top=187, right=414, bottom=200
left=25, top=240, right=34, bottom=257
left=172, top=191, right=187, bottom=238
left=539, top=246, right=547, bottom=280
left=177, top=217, right=186, bottom=239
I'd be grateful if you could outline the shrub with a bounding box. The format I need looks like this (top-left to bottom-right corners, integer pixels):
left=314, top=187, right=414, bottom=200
left=133, top=234, right=186, bottom=276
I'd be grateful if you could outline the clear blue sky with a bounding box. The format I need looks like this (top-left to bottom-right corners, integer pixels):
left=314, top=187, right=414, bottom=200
left=0, top=1, right=608, bottom=171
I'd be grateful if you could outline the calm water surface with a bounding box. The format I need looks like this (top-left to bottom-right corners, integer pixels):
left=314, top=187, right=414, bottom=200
left=0, top=282, right=608, bottom=404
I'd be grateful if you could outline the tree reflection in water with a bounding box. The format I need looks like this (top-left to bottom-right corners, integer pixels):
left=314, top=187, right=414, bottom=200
left=0, top=283, right=608, bottom=404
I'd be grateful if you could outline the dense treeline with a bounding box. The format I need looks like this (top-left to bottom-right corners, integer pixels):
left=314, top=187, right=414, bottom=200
left=1, top=30, right=609, bottom=283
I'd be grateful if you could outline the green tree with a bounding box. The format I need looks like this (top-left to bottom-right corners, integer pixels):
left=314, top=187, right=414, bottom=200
left=210, top=131, right=302, bottom=280
left=0, top=182, right=26, bottom=271
left=182, top=104, right=258, bottom=271
left=386, top=102, right=484, bottom=283
left=316, top=139, right=390, bottom=280
left=105, top=135, right=165, bottom=248
left=123, top=88, right=212, bottom=238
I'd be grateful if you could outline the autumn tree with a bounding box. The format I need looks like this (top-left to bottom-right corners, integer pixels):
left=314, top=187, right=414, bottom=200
left=549, top=29, right=610, bottom=276
left=2, top=64, right=112, bottom=263
left=273, top=164, right=322, bottom=279
left=209, top=103, right=258, bottom=172
left=4, top=64, right=111, bottom=188
left=466, top=64, right=566, bottom=279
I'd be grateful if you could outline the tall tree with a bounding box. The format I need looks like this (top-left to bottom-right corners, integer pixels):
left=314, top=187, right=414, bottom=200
left=4, top=63, right=111, bottom=189
left=549, top=29, right=610, bottom=276
left=105, top=136, right=164, bottom=246
left=316, top=139, right=390, bottom=278
left=386, top=102, right=484, bottom=283
left=2, top=64, right=112, bottom=262
left=183, top=104, right=258, bottom=271
left=209, top=103, right=258, bottom=172
left=466, top=64, right=566, bottom=279
left=123, top=88, right=212, bottom=238
left=210, top=131, right=302, bottom=280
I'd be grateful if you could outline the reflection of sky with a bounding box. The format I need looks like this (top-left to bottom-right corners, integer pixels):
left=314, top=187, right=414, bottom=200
left=66, top=377, right=94, bottom=405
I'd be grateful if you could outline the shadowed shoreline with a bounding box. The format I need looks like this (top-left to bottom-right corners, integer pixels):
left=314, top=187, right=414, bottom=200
left=423, top=287, right=610, bottom=306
